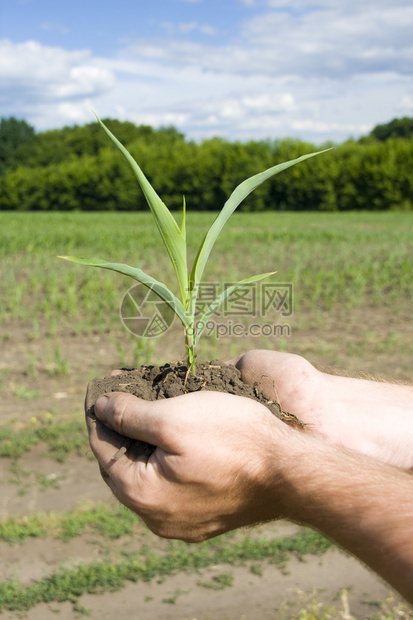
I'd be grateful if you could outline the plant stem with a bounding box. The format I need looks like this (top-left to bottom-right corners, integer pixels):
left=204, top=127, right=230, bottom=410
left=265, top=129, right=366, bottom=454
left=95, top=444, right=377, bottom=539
left=185, top=326, right=197, bottom=374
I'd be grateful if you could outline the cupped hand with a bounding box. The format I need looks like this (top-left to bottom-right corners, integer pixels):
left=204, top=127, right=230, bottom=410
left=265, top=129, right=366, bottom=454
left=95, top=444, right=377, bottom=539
left=227, top=349, right=413, bottom=469
left=227, top=349, right=326, bottom=433
left=86, top=389, right=292, bottom=542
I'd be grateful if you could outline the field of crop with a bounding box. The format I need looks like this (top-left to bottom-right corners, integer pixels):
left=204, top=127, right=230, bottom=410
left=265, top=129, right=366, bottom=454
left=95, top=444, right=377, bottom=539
left=0, top=210, right=412, bottom=619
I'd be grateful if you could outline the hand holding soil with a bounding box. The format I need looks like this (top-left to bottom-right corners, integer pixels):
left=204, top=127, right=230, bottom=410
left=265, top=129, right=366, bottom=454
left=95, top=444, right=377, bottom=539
left=230, top=349, right=413, bottom=469
left=88, top=388, right=291, bottom=541
left=85, top=348, right=413, bottom=605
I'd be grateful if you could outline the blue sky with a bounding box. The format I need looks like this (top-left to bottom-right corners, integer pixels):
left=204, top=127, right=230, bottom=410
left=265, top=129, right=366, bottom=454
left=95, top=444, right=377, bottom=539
left=1, top=0, right=258, bottom=52
left=1, top=0, right=413, bottom=143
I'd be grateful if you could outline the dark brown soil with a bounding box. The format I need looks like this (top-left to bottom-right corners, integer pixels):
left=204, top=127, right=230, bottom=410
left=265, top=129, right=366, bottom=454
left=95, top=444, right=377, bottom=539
left=85, top=359, right=303, bottom=457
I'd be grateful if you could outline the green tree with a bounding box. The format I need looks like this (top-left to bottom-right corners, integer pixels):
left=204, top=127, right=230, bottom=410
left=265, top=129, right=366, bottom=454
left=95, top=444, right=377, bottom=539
left=0, top=117, right=35, bottom=173
left=1, top=117, right=412, bottom=212
left=368, top=117, right=413, bottom=142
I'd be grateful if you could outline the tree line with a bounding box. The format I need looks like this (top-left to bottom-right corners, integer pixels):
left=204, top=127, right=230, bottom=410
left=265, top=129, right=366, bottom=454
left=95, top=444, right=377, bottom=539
left=0, top=116, right=412, bottom=211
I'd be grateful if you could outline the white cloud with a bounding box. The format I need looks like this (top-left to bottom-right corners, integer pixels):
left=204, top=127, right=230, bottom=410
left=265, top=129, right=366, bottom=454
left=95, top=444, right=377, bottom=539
left=161, top=21, right=218, bottom=37
left=40, top=22, right=70, bottom=35
left=0, top=40, right=88, bottom=84
left=52, top=66, right=115, bottom=98
left=399, top=95, right=413, bottom=111
left=1, top=1, right=413, bottom=143
left=121, top=1, right=413, bottom=82
left=0, top=39, right=114, bottom=104
left=238, top=4, right=413, bottom=79
left=291, top=120, right=372, bottom=136
left=199, top=25, right=218, bottom=36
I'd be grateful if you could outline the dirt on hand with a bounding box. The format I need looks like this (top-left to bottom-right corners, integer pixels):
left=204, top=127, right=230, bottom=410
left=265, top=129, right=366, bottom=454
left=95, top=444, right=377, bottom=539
left=85, top=359, right=304, bottom=458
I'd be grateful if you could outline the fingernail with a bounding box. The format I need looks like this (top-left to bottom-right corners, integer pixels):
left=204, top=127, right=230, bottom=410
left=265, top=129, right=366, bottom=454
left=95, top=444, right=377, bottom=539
left=94, top=395, right=109, bottom=418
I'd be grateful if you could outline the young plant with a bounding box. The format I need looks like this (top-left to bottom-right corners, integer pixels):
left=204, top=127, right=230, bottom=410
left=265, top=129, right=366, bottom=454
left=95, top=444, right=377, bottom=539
left=60, top=118, right=328, bottom=373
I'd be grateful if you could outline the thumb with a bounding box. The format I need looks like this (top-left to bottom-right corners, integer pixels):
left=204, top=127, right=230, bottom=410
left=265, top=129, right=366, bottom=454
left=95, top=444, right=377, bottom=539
left=94, top=392, right=172, bottom=450
left=225, top=354, right=242, bottom=367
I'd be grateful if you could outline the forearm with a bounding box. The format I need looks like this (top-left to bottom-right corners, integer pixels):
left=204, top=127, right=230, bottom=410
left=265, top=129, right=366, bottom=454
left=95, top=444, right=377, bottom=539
left=274, top=431, right=413, bottom=602
left=229, top=349, right=413, bottom=469
left=319, top=372, right=413, bottom=469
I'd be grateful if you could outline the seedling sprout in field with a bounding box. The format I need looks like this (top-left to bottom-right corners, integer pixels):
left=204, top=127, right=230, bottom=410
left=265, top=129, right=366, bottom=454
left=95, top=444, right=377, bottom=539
left=60, top=118, right=328, bottom=373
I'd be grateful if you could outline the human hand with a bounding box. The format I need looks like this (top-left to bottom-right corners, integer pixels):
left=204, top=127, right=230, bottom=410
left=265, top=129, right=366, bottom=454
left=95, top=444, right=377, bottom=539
left=85, top=360, right=413, bottom=602
left=86, top=389, right=293, bottom=541
left=227, top=349, right=325, bottom=431
left=228, top=349, right=413, bottom=469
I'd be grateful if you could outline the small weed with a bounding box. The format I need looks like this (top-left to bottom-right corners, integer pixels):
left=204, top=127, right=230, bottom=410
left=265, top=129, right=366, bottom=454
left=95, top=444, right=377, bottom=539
left=46, top=318, right=58, bottom=338
left=131, top=337, right=156, bottom=367
left=277, top=589, right=413, bottom=620
left=24, top=350, right=38, bottom=379
left=1, top=524, right=408, bottom=617
left=73, top=603, right=92, bottom=616
left=250, top=563, right=263, bottom=576
left=278, top=338, right=288, bottom=352
left=0, top=369, right=11, bottom=392
left=0, top=528, right=332, bottom=610
left=37, top=472, right=65, bottom=491
left=87, top=366, right=100, bottom=380
left=0, top=416, right=87, bottom=461
left=116, top=342, right=127, bottom=368
left=198, top=571, right=234, bottom=590
left=162, top=588, right=189, bottom=604
left=0, top=504, right=137, bottom=545
left=46, top=345, right=71, bottom=377
left=0, top=515, right=44, bottom=545
left=7, top=462, right=30, bottom=485
left=14, top=386, right=43, bottom=400
left=28, top=319, right=41, bottom=341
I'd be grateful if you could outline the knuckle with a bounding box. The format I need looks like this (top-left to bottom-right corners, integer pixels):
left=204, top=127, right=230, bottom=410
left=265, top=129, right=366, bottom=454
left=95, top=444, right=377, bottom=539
left=111, top=394, right=129, bottom=432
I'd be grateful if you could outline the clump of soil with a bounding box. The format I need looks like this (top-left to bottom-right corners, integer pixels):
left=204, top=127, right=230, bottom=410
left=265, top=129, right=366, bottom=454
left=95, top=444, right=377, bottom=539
left=86, top=360, right=303, bottom=457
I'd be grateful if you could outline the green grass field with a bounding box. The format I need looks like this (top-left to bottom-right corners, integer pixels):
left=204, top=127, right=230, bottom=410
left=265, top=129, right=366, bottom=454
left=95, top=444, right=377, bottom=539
left=0, top=210, right=412, bottom=618
left=1, top=210, right=411, bottom=326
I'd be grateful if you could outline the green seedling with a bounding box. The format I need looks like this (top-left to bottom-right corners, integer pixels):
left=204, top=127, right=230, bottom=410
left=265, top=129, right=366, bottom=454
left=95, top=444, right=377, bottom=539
left=60, top=117, right=328, bottom=373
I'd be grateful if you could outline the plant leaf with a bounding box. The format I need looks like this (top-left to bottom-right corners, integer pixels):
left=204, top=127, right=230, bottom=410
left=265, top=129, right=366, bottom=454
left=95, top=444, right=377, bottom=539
left=190, top=148, right=331, bottom=292
left=181, top=195, right=186, bottom=236
left=193, top=271, right=276, bottom=346
left=58, top=256, right=190, bottom=327
left=95, top=116, right=189, bottom=304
